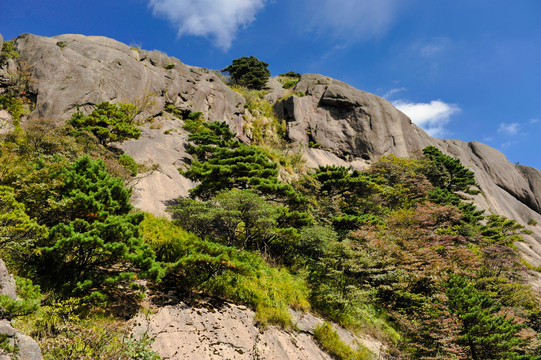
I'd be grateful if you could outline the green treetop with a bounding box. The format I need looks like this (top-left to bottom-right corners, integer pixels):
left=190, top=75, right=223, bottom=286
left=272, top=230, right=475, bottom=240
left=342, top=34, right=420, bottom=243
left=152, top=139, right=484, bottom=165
left=221, top=56, right=271, bottom=90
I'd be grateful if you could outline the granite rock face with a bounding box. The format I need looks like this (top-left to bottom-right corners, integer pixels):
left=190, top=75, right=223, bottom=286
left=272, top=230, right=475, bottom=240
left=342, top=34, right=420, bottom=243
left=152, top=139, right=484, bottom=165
left=274, top=74, right=433, bottom=160
left=131, top=301, right=382, bottom=360
left=13, top=33, right=245, bottom=128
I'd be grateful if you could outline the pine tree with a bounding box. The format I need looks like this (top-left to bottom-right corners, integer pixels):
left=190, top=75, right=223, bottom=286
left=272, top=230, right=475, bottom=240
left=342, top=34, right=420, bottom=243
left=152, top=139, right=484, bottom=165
left=423, top=146, right=484, bottom=224
left=182, top=121, right=304, bottom=205
left=446, top=275, right=528, bottom=360
left=221, top=56, right=271, bottom=90
left=423, top=146, right=480, bottom=194
left=68, top=102, right=141, bottom=145
left=32, top=156, right=158, bottom=301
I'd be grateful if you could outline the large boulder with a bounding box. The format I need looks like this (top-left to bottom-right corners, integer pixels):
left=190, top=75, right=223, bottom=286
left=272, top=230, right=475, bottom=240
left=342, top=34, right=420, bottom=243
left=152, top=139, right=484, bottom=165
left=274, top=74, right=433, bottom=161
left=0, top=260, right=43, bottom=360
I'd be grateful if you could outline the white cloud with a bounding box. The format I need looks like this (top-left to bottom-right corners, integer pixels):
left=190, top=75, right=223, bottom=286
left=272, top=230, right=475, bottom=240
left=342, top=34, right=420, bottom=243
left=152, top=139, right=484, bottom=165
left=498, top=122, right=520, bottom=135
left=148, top=0, right=266, bottom=50
left=298, top=0, right=400, bottom=42
left=383, top=87, right=406, bottom=99
left=530, top=118, right=539, bottom=124
left=393, top=100, right=460, bottom=137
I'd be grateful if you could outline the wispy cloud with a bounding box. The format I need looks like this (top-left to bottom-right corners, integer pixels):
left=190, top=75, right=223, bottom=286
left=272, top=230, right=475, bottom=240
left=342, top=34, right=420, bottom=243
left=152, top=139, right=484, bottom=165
left=383, top=87, right=406, bottom=99
left=393, top=99, right=460, bottom=137
left=298, top=0, right=401, bottom=43
left=530, top=118, right=539, bottom=124
left=498, top=122, right=520, bottom=135
left=148, top=0, right=266, bottom=50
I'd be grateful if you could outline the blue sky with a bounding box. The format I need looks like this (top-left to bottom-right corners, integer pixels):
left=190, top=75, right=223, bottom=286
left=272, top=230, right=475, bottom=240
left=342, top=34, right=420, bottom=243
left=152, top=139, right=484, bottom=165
left=2, top=0, right=540, bottom=168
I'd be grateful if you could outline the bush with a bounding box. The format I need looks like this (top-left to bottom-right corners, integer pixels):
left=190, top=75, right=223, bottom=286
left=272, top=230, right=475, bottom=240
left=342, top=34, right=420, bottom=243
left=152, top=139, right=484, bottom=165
left=0, top=40, right=19, bottom=61
left=314, top=322, right=374, bottom=360
left=118, top=153, right=138, bottom=176
left=0, top=276, right=41, bottom=320
left=140, top=214, right=309, bottom=327
left=279, top=71, right=301, bottom=78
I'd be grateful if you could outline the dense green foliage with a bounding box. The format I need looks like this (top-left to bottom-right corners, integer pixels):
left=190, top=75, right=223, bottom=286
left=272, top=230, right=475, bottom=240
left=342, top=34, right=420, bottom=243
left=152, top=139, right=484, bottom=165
left=221, top=56, right=271, bottom=89
left=1, top=87, right=540, bottom=360
left=0, top=40, right=19, bottom=61
left=0, top=185, right=47, bottom=253
left=182, top=120, right=304, bottom=205
left=446, top=275, right=528, bottom=359
left=0, top=116, right=160, bottom=357
left=68, top=102, right=141, bottom=145
left=13, top=156, right=159, bottom=302
left=171, top=119, right=541, bottom=358
left=0, top=276, right=41, bottom=320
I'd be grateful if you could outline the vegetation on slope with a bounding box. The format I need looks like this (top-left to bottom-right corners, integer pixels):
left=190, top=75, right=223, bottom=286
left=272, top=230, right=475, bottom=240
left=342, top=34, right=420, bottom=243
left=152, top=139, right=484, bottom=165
left=1, top=57, right=540, bottom=358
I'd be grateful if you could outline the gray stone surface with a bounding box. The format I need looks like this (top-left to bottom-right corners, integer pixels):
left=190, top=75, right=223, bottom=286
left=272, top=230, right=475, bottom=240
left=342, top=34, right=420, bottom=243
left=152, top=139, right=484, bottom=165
left=13, top=33, right=245, bottom=130
left=116, top=115, right=196, bottom=216
left=0, top=259, right=16, bottom=300
left=132, top=302, right=382, bottom=360
left=274, top=74, right=433, bottom=161
left=0, top=263, right=43, bottom=360
left=0, top=110, right=13, bottom=134
left=0, top=33, right=3, bottom=53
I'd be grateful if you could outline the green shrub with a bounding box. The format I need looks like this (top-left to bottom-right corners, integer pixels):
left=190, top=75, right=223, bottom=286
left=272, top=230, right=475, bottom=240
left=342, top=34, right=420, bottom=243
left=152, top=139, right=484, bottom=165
left=118, top=153, right=138, bottom=176
left=164, top=63, right=175, bottom=70
left=0, top=276, right=41, bottom=320
left=0, top=95, right=30, bottom=122
left=56, top=41, right=67, bottom=49
left=279, top=71, right=301, bottom=78
left=140, top=214, right=309, bottom=327
left=1, top=40, right=19, bottom=60
left=314, top=322, right=374, bottom=360
left=528, top=218, right=538, bottom=226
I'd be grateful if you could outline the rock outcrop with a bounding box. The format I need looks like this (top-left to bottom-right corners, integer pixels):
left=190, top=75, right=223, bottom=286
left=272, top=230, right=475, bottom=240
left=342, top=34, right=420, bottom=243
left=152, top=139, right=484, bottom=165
left=0, top=260, right=43, bottom=360
left=13, top=33, right=245, bottom=128
left=131, top=301, right=382, bottom=360
left=274, top=74, right=433, bottom=161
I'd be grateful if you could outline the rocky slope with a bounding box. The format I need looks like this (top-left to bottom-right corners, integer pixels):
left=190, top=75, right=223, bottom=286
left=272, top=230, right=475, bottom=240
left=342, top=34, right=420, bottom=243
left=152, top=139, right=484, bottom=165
left=3, top=32, right=541, bottom=358
left=131, top=300, right=382, bottom=360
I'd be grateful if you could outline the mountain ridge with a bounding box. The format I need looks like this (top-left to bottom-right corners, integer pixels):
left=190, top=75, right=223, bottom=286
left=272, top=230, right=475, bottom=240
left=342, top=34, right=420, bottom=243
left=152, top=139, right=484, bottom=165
left=1, top=32, right=541, bottom=359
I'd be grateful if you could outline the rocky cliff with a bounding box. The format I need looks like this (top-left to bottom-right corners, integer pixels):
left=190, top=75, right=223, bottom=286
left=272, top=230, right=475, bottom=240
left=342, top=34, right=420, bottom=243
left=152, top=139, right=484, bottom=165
left=3, top=32, right=541, bottom=358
